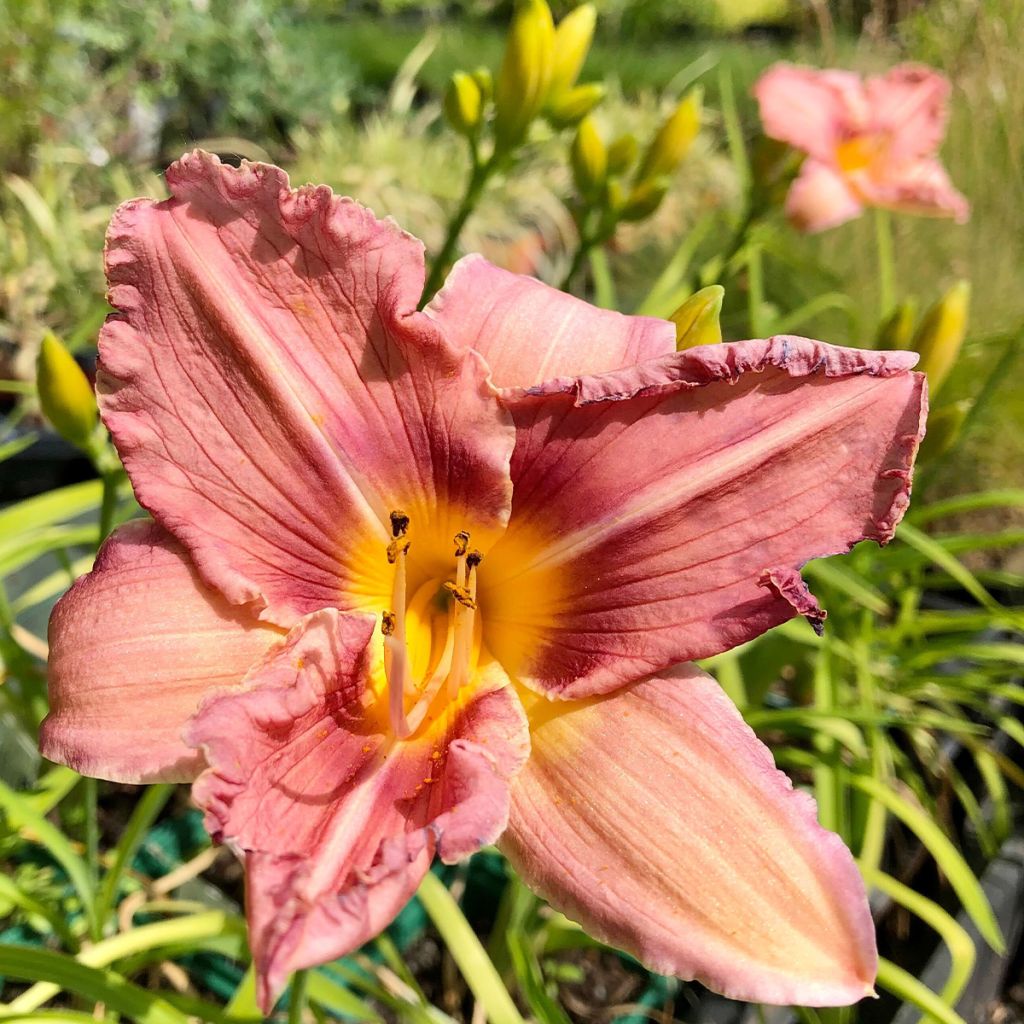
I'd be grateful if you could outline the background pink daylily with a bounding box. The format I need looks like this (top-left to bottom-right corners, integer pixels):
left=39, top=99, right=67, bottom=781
left=43, top=152, right=927, bottom=1011
left=754, top=62, right=969, bottom=232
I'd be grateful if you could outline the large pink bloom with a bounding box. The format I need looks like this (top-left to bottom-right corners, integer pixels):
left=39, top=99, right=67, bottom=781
left=754, top=63, right=969, bottom=232
left=42, top=152, right=927, bottom=1011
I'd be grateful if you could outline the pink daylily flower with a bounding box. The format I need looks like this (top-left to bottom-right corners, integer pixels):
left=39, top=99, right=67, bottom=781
left=42, top=152, right=927, bottom=1011
left=753, top=62, right=969, bottom=232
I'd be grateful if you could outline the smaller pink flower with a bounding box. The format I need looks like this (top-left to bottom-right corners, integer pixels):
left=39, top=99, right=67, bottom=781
left=754, top=63, right=969, bottom=232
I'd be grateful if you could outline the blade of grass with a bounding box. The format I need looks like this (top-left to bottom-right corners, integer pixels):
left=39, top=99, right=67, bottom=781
left=0, top=779, right=97, bottom=940
left=416, top=871, right=526, bottom=1024
left=875, top=957, right=968, bottom=1024
left=95, top=783, right=175, bottom=930
left=0, top=945, right=189, bottom=1024
left=850, top=775, right=1003, bottom=952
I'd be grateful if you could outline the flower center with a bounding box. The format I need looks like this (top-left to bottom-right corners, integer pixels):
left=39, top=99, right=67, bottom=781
left=836, top=134, right=888, bottom=177
left=381, top=511, right=483, bottom=739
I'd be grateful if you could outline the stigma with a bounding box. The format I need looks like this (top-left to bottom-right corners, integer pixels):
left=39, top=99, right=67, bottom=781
left=381, top=511, right=482, bottom=740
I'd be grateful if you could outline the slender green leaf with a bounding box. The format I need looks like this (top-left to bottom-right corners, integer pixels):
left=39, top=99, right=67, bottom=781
left=0, top=945, right=189, bottom=1024
left=0, top=779, right=97, bottom=937
left=875, top=957, right=968, bottom=1024
left=850, top=775, right=1004, bottom=952
left=0, top=481, right=102, bottom=538
left=95, top=783, right=174, bottom=930
left=416, top=872, right=526, bottom=1024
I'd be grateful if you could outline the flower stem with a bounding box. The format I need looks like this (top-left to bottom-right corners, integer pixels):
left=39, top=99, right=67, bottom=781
left=874, top=207, right=895, bottom=321
left=288, top=969, right=309, bottom=1024
left=422, top=154, right=495, bottom=306
left=417, top=870, right=525, bottom=1024
left=560, top=238, right=593, bottom=292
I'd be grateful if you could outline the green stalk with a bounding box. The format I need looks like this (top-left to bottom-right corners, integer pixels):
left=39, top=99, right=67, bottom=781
left=416, top=871, right=526, bottom=1024
left=287, top=969, right=309, bottom=1024
left=874, top=208, right=895, bottom=320
left=422, top=155, right=496, bottom=305
left=82, top=777, right=100, bottom=919
left=97, top=470, right=119, bottom=546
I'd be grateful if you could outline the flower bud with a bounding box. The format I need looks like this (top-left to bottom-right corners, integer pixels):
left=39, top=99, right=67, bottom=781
left=494, top=0, right=556, bottom=151
left=546, top=82, right=605, bottom=128
left=471, top=66, right=493, bottom=103
left=606, top=133, right=639, bottom=175
left=918, top=399, right=971, bottom=463
left=36, top=332, right=98, bottom=449
left=637, top=88, right=702, bottom=184
left=619, top=178, right=669, bottom=221
left=548, top=4, right=596, bottom=99
left=875, top=300, right=917, bottom=350
left=913, top=280, right=970, bottom=396
left=671, top=286, right=725, bottom=350
left=444, top=72, right=483, bottom=137
left=571, top=115, right=607, bottom=200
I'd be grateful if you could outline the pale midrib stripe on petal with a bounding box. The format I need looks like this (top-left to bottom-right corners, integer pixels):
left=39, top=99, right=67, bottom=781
left=168, top=214, right=391, bottom=540
left=502, top=381, right=880, bottom=580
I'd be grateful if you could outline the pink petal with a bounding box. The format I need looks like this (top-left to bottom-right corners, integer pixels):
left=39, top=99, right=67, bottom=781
left=424, top=254, right=675, bottom=389
left=502, top=665, right=877, bottom=1005
left=480, top=337, right=926, bottom=699
left=41, top=521, right=277, bottom=783
left=100, top=150, right=514, bottom=628
left=866, top=64, right=951, bottom=163
left=753, top=64, right=867, bottom=162
left=785, top=160, right=864, bottom=233
left=860, top=157, right=970, bottom=223
left=186, top=609, right=529, bottom=1010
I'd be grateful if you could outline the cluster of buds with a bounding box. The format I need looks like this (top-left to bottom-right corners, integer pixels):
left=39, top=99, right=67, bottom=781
left=443, top=0, right=602, bottom=154
left=876, top=281, right=971, bottom=462
left=568, top=88, right=702, bottom=246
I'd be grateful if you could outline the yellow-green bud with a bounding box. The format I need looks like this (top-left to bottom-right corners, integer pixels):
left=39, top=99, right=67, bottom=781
left=913, top=280, right=970, bottom=397
left=36, top=332, right=98, bottom=450
left=606, top=133, right=639, bottom=175
left=637, top=88, right=702, bottom=184
left=444, top=72, right=483, bottom=137
left=571, top=115, right=606, bottom=200
left=471, top=67, right=493, bottom=103
left=604, top=177, right=626, bottom=213
left=918, top=399, right=971, bottom=463
left=494, top=0, right=556, bottom=151
left=546, top=82, right=605, bottom=128
left=619, top=178, right=669, bottom=222
left=671, top=286, right=725, bottom=350
left=548, top=3, right=596, bottom=99
left=875, top=300, right=917, bottom=350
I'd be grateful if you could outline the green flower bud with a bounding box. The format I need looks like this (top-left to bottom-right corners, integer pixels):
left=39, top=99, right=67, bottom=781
left=606, top=133, right=639, bottom=175
left=918, top=399, right=971, bottom=463
left=604, top=177, right=626, bottom=213
left=913, top=280, right=970, bottom=397
left=671, top=286, right=725, bottom=350
left=548, top=3, right=596, bottom=99
left=619, top=178, right=669, bottom=222
left=875, top=300, right=917, bottom=350
left=546, top=82, right=605, bottom=128
left=571, top=115, right=607, bottom=200
left=494, top=0, right=556, bottom=151
left=471, top=66, right=493, bottom=103
left=637, top=88, right=702, bottom=184
left=444, top=72, right=483, bottom=137
left=36, top=332, right=97, bottom=449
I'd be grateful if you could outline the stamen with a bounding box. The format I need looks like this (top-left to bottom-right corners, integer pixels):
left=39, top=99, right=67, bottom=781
left=446, top=550, right=481, bottom=700
left=390, top=510, right=410, bottom=537
left=383, top=517, right=411, bottom=736
left=453, top=531, right=470, bottom=557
